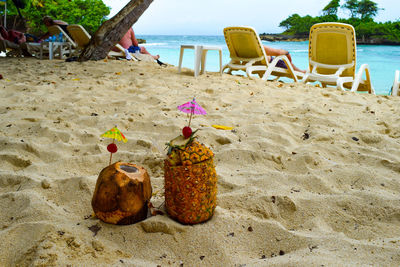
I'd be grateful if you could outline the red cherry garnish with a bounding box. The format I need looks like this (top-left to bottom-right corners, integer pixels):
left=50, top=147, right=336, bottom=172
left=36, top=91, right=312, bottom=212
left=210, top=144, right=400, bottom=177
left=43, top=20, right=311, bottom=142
left=182, top=126, right=192, bottom=139
left=107, top=143, right=118, bottom=153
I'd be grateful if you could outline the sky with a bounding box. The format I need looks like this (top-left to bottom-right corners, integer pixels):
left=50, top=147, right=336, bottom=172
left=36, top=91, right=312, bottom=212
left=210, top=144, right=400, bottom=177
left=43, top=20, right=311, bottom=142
left=102, top=0, right=399, bottom=35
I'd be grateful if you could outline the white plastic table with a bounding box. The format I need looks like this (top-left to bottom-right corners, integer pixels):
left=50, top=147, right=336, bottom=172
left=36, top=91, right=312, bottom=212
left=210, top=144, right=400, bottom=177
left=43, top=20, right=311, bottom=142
left=178, top=45, right=222, bottom=77
left=39, top=41, right=71, bottom=60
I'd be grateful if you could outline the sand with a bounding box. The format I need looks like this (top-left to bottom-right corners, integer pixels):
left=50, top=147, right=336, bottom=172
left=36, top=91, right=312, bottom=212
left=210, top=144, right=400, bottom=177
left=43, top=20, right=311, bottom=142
left=0, top=57, right=399, bottom=266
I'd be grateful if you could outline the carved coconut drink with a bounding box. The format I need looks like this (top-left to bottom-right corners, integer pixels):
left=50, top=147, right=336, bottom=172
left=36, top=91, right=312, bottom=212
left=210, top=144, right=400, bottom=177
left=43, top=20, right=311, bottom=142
left=164, top=135, right=217, bottom=224
left=92, top=162, right=152, bottom=225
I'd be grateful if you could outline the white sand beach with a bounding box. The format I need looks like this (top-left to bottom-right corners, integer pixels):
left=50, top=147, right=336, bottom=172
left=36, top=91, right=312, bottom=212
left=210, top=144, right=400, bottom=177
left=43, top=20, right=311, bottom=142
left=0, top=57, right=399, bottom=266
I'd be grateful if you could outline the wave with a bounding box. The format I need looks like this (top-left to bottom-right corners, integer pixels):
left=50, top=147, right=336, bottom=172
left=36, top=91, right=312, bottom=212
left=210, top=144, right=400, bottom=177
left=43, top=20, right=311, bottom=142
left=142, top=43, right=168, bottom=46
left=291, top=49, right=308, bottom=53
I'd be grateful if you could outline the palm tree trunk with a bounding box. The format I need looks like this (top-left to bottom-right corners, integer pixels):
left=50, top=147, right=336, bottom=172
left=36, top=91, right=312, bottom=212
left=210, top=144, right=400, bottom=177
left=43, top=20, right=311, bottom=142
left=79, top=0, right=153, bottom=61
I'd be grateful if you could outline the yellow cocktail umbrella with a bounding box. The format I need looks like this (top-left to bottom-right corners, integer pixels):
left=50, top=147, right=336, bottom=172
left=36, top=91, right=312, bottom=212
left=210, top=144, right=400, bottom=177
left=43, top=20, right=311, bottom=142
left=100, top=126, right=128, bottom=165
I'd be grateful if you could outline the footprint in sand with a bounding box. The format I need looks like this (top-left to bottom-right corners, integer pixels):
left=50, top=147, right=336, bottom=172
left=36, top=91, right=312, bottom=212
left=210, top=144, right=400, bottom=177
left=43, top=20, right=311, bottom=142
left=0, top=173, right=36, bottom=190
left=140, top=215, right=187, bottom=235
left=380, top=159, right=400, bottom=173
left=0, top=154, right=32, bottom=170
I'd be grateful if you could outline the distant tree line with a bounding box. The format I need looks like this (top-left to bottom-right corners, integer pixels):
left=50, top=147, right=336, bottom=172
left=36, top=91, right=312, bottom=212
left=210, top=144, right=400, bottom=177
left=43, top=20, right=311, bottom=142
left=278, top=0, right=400, bottom=44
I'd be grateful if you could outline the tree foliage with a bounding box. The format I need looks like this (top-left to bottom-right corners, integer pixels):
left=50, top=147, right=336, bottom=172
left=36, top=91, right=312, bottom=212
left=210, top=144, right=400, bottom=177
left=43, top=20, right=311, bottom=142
left=322, top=0, right=341, bottom=16
left=279, top=0, right=399, bottom=44
left=279, top=14, right=302, bottom=31
left=279, top=14, right=339, bottom=35
left=342, top=0, right=359, bottom=18
left=357, top=0, right=379, bottom=20
left=1, top=0, right=110, bottom=35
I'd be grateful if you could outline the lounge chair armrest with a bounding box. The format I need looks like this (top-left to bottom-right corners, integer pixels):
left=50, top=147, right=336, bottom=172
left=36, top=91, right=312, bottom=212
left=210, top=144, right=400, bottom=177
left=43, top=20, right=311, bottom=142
left=245, top=59, right=258, bottom=69
left=334, top=67, right=347, bottom=76
left=309, top=59, right=354, bottom=76
left=224, top=56, right=266, bottom=77
left=248, top=66, right=267, bottom=72
left=231, top=56, right=264, bottom=63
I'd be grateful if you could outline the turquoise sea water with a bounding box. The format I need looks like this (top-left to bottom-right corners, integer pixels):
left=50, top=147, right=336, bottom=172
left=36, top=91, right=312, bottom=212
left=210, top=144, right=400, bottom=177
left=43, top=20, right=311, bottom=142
left=138, top=35, right=400, bottom=96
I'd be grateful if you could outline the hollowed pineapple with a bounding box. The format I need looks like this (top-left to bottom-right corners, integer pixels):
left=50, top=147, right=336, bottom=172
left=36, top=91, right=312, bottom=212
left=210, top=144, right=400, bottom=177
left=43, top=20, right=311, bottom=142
left=164, top=135, right=217, bottom=224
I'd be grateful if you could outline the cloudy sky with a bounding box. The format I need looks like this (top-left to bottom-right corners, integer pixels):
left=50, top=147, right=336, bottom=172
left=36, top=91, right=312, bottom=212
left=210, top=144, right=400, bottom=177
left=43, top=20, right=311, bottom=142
left=102, top=0, right=399, bottom=35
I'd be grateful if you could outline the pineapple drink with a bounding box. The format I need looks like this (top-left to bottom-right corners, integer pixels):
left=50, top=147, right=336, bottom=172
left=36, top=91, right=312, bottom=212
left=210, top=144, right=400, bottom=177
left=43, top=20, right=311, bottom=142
left=164, top=135, right=217, bottom=224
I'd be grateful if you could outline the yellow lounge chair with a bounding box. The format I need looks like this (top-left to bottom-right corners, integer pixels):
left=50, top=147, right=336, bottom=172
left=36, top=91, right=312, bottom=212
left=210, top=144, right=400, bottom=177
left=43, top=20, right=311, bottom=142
left=302, top=22, right=374, bottom=94
left=66, top=24, right=127, bottom=59
left=65, top=24, right=89, bottom=50
left=222, top=26, right=302, bottom=82
left=392, top=70, right=399, bottom=96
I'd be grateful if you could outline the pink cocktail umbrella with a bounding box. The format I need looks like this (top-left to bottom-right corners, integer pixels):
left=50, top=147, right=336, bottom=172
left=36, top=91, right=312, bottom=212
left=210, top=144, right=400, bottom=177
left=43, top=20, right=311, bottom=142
left=177, top=98, right=207, bottom=127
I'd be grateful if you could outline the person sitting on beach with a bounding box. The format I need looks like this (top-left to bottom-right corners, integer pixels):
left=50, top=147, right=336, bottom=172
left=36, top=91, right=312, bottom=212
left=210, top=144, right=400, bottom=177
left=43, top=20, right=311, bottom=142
left=119, top=27, right=160, bottom=60
left=0, top=25, right=26, bottom=46
left=263, top=45, right=306, bottom=73
left=39, top=16, right=69, bottom=41
left=0, top=26, right=30, bottom=56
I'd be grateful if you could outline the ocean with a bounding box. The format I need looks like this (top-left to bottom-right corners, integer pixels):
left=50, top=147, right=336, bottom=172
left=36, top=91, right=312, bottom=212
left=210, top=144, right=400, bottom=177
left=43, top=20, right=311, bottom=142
left=139, top=35, right=400, bottom=96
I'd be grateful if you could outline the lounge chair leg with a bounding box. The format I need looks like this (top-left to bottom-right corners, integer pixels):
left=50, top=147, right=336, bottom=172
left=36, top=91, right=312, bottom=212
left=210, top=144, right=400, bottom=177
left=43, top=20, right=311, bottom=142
left=300, top=72, right=309, bottom=84
left=262, top=55, right=298, bottom=82
left=281, top=56, right=298, bottom=82
left=351, top=63, right=374, bottom=94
